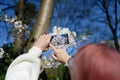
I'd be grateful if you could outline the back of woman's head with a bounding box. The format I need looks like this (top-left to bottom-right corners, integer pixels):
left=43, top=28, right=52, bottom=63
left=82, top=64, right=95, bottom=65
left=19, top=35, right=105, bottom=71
left=72, top=44, right=120, bottom=80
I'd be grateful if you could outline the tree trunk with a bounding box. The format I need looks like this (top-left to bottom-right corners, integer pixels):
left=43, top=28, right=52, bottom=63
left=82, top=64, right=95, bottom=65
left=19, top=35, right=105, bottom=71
left=26, top=0, right=55, bottom=80
left=112, top=30, right=119, bottom=50
left=114, top=0, right=119, bottom=50
left=13, top=0, right=25, bottom=57
left=26, top=0, right=55, bottom=50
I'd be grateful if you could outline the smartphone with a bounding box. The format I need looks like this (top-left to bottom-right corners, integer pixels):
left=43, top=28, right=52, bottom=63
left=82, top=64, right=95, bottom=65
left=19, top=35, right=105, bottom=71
left=50, top=34, right=69, bottom=48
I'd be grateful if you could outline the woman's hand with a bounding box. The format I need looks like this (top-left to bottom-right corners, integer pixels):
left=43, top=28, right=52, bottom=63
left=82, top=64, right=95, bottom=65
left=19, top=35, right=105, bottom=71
left=34, top=34, right=51, bottom=51
left=50, top=44, right=70, bottom=63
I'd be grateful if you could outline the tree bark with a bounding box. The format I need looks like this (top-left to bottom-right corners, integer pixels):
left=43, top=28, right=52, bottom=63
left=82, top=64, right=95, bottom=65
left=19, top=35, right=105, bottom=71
left=26, top=0, right=55, bottom=50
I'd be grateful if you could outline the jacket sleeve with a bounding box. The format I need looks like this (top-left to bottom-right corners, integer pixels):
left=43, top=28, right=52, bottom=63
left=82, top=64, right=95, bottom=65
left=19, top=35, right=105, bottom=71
left=5, top=46, right=43, bottom=80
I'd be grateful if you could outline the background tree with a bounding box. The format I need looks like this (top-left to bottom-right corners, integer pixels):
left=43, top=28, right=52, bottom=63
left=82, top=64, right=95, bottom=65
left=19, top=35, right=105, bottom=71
left=13, top=0, right=37, bottom=56
left=13, top=0, right=25, bottom=56
left=96, top=0, right=120, bottom=50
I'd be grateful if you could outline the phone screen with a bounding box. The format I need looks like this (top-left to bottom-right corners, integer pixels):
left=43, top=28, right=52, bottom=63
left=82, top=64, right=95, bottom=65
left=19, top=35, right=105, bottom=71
left=50, top=34, right=69, bottom=47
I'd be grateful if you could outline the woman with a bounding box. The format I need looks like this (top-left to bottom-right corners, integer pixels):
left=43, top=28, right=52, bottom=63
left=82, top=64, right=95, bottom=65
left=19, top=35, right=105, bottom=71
left=5, top=34, right=51, bottom=80
left=50, top=43, right=120, bottom=80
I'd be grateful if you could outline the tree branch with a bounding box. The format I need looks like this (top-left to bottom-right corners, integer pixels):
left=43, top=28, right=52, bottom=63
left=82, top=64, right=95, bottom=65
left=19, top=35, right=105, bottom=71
left=95, top=1, right=106, bottom=13
left=102, top=0, right=114, bottom=32
left=115, top=0, right=118, bottom=31
left=1, top=5, right=16, bottom=12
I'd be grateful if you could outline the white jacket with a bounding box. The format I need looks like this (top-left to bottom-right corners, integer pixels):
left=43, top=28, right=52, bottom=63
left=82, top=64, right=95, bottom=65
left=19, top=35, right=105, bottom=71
left=5, top=46, right=42, bottom=80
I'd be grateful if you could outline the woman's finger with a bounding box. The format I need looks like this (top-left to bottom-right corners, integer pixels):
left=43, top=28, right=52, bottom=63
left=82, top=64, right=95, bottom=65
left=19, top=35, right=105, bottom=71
left=51, top=54, right=58, bottom=60
left=49, top=44, right=57, bottom=51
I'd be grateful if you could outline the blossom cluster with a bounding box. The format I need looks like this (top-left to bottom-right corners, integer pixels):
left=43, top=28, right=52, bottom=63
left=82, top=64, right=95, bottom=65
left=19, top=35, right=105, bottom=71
left=51, top=26, right=77, bottom=48
left=0, top=48, right=10, bottom=60
left=52, top=26, right=76, bottom=36
left=41, top=56, right=61, bottom=68
left=0, top=48, right=4, bottom=59
left=0, top=14, right=29, bottom=39
left=13, top=20, right=29, bottom=39
left=0, top=14, right=17, bottom=23
left=81, top=35, right=87, bottom=41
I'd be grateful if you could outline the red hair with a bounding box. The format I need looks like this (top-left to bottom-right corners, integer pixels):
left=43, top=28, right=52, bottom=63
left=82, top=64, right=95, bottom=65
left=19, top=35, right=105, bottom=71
left=71, top=44, right=120, bottom=80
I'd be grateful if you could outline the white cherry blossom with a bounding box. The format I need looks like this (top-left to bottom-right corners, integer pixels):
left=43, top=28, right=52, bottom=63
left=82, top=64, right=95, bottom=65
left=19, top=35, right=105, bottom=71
left=0, top=48, right=4, bottom=59
left=82, top=35, right=87, bottom=41
left=14, top=21, right=22, bottom=28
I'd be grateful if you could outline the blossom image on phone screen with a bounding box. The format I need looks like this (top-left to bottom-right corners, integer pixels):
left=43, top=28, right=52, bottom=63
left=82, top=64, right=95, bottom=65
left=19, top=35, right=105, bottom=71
left=50, top=34, right=69, bottom=47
